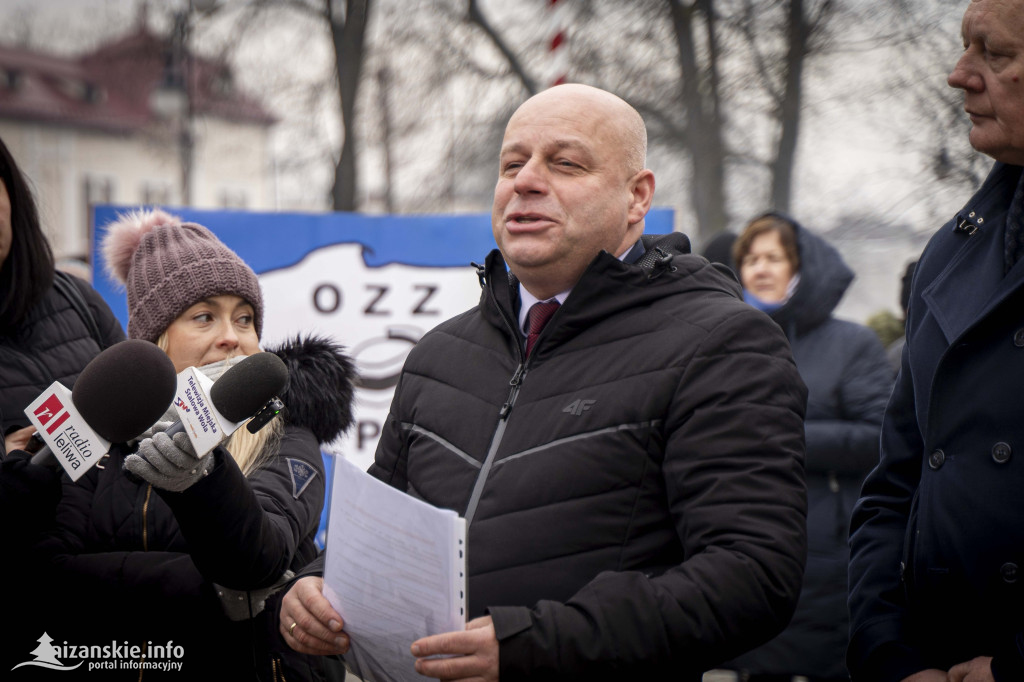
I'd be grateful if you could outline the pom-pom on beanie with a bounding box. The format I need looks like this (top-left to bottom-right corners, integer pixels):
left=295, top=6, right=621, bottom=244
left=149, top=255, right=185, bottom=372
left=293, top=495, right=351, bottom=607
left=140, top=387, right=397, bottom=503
left=100, top=209, right=263, bottom=343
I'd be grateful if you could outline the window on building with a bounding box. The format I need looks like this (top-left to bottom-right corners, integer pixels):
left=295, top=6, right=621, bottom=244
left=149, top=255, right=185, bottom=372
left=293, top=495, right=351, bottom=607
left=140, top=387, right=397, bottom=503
left=83, top=175, right=115, bottom=206
left=0, top=67, right=22, bottom=91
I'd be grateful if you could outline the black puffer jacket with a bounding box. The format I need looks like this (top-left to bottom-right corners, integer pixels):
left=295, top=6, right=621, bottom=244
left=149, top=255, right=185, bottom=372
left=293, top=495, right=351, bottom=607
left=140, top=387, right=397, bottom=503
left=728, top=219, right=893, bottom=679
left=369, top=234, right=809, bottom=681
left=33, top=428, right=324, bottom=679
left=1, top=274, right=123, bottom=676
left=29, top=337, right=355, bottom=681
left=1, top=274, right=124, bottom=435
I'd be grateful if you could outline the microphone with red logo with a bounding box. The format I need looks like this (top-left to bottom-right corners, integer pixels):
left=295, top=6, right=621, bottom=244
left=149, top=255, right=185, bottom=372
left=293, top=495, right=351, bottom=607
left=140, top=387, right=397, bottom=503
left=26, top=340, right=178, bottom=479
left=164, top=352, right=288, bottom=457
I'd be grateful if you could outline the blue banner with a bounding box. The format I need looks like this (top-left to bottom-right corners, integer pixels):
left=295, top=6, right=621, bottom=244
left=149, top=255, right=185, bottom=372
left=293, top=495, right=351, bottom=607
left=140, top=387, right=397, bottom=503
left=92, top=205, right=675, bottom=546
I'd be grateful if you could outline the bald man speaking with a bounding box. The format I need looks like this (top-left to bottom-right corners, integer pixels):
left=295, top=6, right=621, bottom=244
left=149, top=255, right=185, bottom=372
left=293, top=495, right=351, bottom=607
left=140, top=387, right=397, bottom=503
left=281, top=84, right=809, bottom=682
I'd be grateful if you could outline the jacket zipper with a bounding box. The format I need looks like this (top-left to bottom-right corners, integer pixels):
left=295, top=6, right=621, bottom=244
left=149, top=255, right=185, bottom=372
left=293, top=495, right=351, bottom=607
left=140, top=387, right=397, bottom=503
left=272, top=656, right=288, bottom=681
left=499, top=364, right=525, bottom=419
left=142, top=484, right=152, bottom=551
left=464, top=277, right=528, bottom=527
left=135, top=483, right=153, bottom=679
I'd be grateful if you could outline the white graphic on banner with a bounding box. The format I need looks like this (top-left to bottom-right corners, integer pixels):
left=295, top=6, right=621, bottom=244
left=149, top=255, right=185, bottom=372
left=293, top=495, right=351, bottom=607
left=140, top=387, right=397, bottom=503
left=260, top=242, right=482, bottom=472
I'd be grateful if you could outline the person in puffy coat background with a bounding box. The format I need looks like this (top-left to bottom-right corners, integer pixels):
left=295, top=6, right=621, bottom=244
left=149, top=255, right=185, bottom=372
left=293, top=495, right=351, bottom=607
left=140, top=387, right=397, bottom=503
left=724, top=212, right=894, bottom=682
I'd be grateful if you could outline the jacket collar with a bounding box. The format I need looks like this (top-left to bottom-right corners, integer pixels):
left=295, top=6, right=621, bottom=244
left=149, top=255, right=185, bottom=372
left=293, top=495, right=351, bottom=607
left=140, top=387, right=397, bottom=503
left=922, top=162, right=1024, bottom=344
left=515, top=239, right=647, bottom=334
left=476, top=232, right=740, bottom=357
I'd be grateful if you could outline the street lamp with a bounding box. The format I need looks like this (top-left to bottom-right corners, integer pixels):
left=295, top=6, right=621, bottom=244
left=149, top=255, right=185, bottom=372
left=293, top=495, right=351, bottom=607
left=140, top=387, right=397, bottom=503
left=149, top=0, right=217, bottom=206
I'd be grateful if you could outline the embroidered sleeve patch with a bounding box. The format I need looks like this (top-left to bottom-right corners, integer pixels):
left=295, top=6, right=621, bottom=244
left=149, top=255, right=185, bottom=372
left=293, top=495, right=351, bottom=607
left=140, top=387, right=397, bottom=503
left=286, top=457, right=318, bottom=499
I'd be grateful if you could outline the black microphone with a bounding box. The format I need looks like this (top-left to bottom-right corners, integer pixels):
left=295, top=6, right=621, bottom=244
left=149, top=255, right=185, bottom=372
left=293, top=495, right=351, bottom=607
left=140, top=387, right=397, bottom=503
left=165, top=352, right=288, bottom=452
left=30, top=340, right=178, bottom=467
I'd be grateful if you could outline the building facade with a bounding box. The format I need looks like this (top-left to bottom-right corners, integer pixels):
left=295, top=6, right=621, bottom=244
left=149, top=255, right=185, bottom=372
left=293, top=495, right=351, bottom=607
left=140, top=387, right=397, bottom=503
left=0, top=25, right=275, bottom=267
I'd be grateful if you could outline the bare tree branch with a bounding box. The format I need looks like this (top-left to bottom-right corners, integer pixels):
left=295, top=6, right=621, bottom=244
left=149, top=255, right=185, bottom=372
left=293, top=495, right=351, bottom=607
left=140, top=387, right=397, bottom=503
left=466, top=0, right=538, bottom=96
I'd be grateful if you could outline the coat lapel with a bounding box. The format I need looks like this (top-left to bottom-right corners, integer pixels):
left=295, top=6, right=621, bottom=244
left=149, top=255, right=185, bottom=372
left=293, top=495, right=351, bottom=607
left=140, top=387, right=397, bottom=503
left=922, top=164, right=1020, bottom=344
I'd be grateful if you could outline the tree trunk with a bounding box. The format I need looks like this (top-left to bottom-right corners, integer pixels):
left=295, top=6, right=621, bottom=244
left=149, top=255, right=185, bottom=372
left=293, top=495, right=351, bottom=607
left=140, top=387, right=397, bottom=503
left=377, top=64, right=395, bottom=212
left=770, top=0, right=807, bottom=212
left=669, top=0, right=728, bottom=241
left=330, top=0, right=372, bottom=211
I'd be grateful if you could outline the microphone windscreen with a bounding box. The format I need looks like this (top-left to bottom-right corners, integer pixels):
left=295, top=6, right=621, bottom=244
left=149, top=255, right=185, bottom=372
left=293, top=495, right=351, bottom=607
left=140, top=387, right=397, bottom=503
left=210, top=352, right=288, bottom=423
left=71, top=339, right=178, bottom=442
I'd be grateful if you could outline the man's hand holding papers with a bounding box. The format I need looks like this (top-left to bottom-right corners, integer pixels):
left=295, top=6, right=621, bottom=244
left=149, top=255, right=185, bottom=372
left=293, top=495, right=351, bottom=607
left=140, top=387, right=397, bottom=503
left=280, top=576, right=351, bottom=656
left=323, top=457, right=468, bottom=682
left=412, top=615, right=498, bottom=682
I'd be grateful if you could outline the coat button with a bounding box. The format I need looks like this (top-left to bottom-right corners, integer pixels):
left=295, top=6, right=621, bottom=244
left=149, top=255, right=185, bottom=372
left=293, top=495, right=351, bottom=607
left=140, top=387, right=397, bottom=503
left=993, top=442, right=1012, bottom=464
left=928, top=449, right=945, bottom=470
left=1002, top=562, right=1018, bottom=584
left=1015, top=329, right=1024, bottom=347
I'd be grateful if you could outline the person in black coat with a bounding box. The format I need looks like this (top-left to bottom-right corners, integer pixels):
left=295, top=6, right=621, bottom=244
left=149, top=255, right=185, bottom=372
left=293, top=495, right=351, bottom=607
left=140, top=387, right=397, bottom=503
left=849, top=2, right=1024, bottom=679
left=0, top=134, right=123, bottom=456
left=885, top=261, right=916, bottom=372
left=724, top=212, right=894, bottom=682
left=27, top=210, right=356, bottom=680
left=701, top=230, right=738, bottom=275
left=0, top=136, right=125, bottom=673
left=278, top=84, right=808, bottom=682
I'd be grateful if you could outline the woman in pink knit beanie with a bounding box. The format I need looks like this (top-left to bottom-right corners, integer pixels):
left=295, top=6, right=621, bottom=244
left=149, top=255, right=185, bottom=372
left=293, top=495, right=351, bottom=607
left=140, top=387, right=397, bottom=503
left=31, top=209, right=355, bottom=681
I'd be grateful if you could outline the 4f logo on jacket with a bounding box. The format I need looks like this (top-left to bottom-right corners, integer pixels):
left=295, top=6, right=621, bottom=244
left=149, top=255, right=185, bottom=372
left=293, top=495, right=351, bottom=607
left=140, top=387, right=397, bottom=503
left=563, top=399, right=596, bottom=416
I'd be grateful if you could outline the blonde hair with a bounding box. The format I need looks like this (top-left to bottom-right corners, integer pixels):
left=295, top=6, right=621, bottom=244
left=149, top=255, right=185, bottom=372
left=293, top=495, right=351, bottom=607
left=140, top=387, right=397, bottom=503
left=224, top=417, right=282, bottom=477
left=156, top=333, right=283, bottom=476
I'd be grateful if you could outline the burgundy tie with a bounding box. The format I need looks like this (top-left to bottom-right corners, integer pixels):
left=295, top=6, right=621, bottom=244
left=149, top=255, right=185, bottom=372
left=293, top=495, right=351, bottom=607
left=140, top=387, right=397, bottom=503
left=526, top=301, right=560, bottom=357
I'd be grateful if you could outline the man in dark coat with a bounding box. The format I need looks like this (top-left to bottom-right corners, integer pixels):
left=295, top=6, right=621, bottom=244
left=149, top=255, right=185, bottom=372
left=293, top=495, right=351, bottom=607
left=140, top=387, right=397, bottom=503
left=281, top=83, right=809, bottom=681
left=848, top=2, right=1024, bottom=681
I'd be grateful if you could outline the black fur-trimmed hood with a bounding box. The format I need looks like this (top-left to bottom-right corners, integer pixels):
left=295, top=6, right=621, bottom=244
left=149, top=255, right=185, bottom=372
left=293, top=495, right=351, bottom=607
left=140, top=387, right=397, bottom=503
left=264, top=334, right=357, bottom=445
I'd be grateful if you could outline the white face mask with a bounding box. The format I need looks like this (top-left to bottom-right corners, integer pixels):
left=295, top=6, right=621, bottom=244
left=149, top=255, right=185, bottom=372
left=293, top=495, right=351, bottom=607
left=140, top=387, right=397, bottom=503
left=151, top=356, right=250, bottom=426
left=196, top=355, right=248, bottom=384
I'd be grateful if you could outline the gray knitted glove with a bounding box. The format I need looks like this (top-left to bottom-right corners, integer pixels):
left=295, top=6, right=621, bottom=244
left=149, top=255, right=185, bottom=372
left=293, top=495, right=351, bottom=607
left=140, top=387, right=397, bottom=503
left=124, top=431, right=215, bottom=492
left=132, top=419, right=175, bottom=445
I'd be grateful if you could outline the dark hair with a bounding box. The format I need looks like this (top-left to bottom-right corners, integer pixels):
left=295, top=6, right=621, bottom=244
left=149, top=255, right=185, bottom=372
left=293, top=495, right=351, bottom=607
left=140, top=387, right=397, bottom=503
left=0, top=135, right=54, bottom=329
left=702, top=231, right=737, bottom=271
left=733, top=213, right=801, bottom=274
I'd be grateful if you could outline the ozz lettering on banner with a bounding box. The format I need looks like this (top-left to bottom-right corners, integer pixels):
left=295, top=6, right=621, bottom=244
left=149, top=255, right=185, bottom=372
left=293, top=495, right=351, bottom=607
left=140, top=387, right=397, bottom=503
left=311, top=283, right=441, bottom=316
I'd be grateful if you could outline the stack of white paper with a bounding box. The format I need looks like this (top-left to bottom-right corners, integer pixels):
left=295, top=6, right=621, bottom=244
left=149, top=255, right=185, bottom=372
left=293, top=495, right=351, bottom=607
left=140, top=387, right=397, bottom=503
left=324, top=457, right=467, bottom=682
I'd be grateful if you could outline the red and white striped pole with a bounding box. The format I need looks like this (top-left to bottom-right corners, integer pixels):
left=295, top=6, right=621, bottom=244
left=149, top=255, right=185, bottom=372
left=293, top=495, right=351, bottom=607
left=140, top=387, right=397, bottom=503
left=546, top=0, right=571, bottom=87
